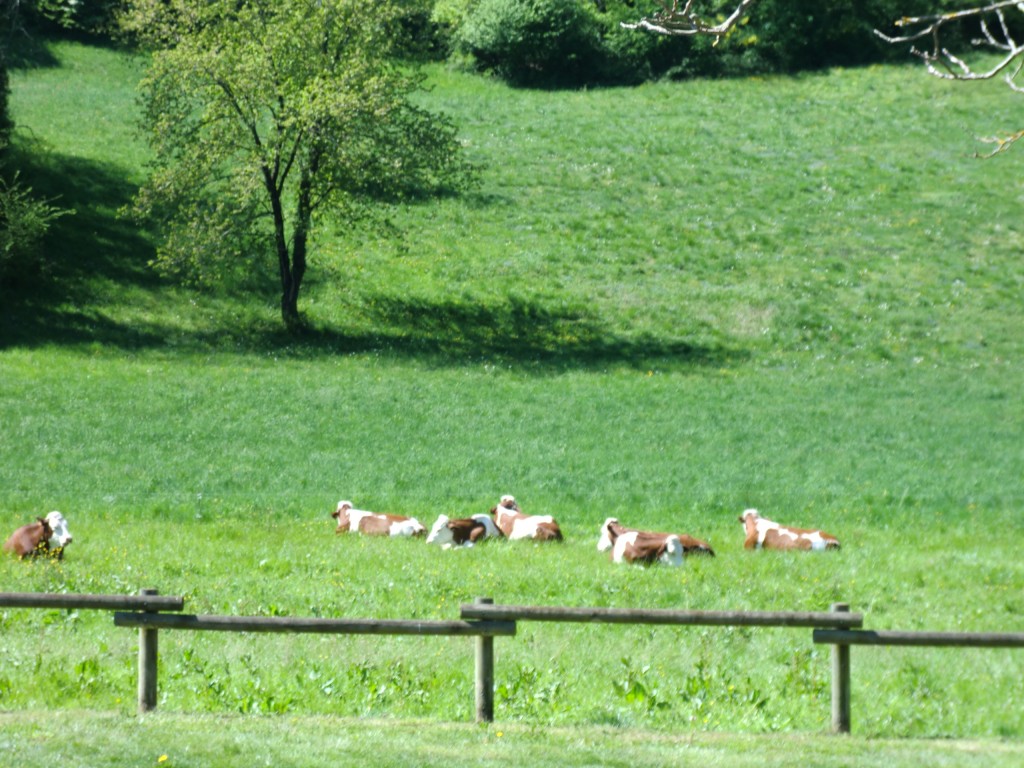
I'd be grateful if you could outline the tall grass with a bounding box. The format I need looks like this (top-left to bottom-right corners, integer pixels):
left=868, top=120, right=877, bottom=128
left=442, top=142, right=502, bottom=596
left=1, top=40, right=1022, bottom=743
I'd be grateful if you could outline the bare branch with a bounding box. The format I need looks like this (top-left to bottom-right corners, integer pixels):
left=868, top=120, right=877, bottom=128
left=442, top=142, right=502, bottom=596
left=875, top=2, right=1024, bottom=87
left=977, top=127, right=1024, bottom=156
left=876, top=1, right=1024, bottom=43
left=875, top=2, right=1024, bottom=153
left=621, top=0, right=757, bottom=42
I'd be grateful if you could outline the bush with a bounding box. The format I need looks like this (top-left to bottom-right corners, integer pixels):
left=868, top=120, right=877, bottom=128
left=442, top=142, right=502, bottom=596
left=447, top=0, right=956, bottom=87
left=30, top=0, right=119, bottom=35
left=455, top=0, right=607, bottom=87
left=740, top=0, right=928, bottom=71
left=0, top=170, right=69, bottom=289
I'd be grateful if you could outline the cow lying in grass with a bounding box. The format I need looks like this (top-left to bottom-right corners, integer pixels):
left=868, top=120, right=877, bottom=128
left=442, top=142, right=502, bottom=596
left=739, top=509, right=840, bottom=551
left=426, top=514, right=503, bottom=548
left=490, top=495, right=563, bottom=542
left=598, top=517, right=686, bottom=566
left=3, top=511, right=74, bottom=560
left=331, top=501, right=426, bottom=537
left=596, top=517, right=714, bottom=557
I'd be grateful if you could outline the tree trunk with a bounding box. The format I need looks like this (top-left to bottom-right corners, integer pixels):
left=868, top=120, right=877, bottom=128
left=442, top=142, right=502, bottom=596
left=265, top=152, right=317, bottom=331
left=263, top=166, right=303, bottom=330
left=281, top=155, right=318, bottom=330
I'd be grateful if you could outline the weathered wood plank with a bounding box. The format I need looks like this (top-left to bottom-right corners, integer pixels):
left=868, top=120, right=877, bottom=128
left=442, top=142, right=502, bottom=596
left=0, top=592, right=184, bottom=612
left=137, top=589, right=160, bottom=713
left=830, top=603, right=852, bottom=734
left=114, top=612, right=516, bottom=637
left=461, top=603, right=864, bottom=628
left=814, top=629, right=1024, bottom=648
left=474, top=597, right=495, bottom=723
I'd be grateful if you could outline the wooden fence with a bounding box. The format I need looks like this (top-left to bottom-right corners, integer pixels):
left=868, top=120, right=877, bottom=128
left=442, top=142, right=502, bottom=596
left=113, top=596, right=515, bottom=720
left=462, top=600, right=864, bottom=731
left=813, top=626, right=1024, bottom=733
left=3, top=590, right=1022, bottom=732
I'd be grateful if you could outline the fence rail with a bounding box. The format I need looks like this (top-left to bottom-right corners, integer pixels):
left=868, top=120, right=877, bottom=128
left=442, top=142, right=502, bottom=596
left=813, top=629, right=1024, bottom=648
left=113, top=612, right=516, bottom=637
left=0, top=591, right=184, bottom=612
left=460, top=602, right=863, bottom=628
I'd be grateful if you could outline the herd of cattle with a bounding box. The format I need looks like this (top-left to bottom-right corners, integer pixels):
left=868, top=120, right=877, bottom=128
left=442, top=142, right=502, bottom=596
left=331, top=495, right=841, bottom=565
left=3, top=496, right=841, bottom=565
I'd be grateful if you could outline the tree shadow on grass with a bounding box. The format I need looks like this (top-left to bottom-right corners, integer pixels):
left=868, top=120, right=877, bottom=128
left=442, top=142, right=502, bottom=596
left=1, top=147, right=743, bottom=370
left=0, top=143, right=170, bottom=349
left=286, top=294, right=745, bottom=371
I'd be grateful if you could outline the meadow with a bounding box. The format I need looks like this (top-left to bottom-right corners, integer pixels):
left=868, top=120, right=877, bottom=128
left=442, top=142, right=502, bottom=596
left=1, top=37, right=1023, bottom=766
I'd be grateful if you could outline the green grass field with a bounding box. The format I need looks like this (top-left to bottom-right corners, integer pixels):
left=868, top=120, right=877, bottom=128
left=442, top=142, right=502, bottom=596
left=1, top=38, right=1022, bottom=765
left=3, top=711, right=1024, bottom=768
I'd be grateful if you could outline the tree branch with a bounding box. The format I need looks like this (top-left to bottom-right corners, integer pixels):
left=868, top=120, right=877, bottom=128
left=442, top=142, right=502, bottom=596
left=620, top=0, right=757, bottom=41
left=874, top=1, right=1024, bottom=152
left=875, top=2, right=1024, bottom=83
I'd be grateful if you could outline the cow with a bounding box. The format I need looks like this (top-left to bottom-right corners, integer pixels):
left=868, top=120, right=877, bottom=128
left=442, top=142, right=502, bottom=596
left=489, top=495, right=563, bottom=542
left=598, top=518, right=685, bottom=566
left=596, top=517, right=714, bottom=557
left=3, top=511, right=73, bottom=560
left=738, top=509, right=840, bottom=551
left=331, top=501, right=426, bottom=537
left=425, top=514, right=503, bottom=548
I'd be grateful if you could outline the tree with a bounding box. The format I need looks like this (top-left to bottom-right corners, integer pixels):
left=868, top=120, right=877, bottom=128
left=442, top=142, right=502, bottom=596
left=2, top=0, right=21, bottom=145
left=120, top=0, right=475, bottom=329
left=625, top=1, right=1024, bottom=152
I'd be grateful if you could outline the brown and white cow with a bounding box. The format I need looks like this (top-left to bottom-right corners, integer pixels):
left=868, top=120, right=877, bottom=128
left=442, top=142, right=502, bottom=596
left=489, top=495, right=563, bottom=542
left=598, top=518, right=685, bottom=566
left=739, top=509, right=840, bottom=551
left=3, top=511, right=74, bottom=560
left=596, top=517, right=714, bottom=557
left=425, top=514, right=503, bottom=548
left=332, top=501, right=426, bottom=537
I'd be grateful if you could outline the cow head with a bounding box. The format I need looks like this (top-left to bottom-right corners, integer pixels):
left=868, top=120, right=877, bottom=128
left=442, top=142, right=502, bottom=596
left=332, top=501, right=353, bottom=533
left=596, top=517, right=622, bottom=552
left=426, top=515, right=453, bottom=547
left=738, top=508, right=759, bottom=524
left=44, top=511, right=72, bottom=552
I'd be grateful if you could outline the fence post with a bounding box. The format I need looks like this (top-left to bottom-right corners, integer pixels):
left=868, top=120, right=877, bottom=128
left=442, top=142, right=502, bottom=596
left=138, top=588, right=160, bottom=713
left=474, top=596, right=495, bottom=723
left=830, top=602, right=851, bottom=734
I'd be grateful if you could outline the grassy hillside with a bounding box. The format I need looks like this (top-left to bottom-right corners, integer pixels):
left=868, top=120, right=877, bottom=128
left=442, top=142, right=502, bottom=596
left=5, top=42, right=1023, bottom=366
left=1, top=40, right=1022, bottom=746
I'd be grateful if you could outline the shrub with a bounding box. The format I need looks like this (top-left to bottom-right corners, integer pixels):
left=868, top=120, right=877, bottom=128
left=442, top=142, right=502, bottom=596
left=0, top=170, right=69, bottom=289
left=448, top=0, right=956, bottom=87
left=741, top=0, right=920, bottom=71
left=31, top=0, right=119, bottom=34
left=455, top=0, right=607, bottom=87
